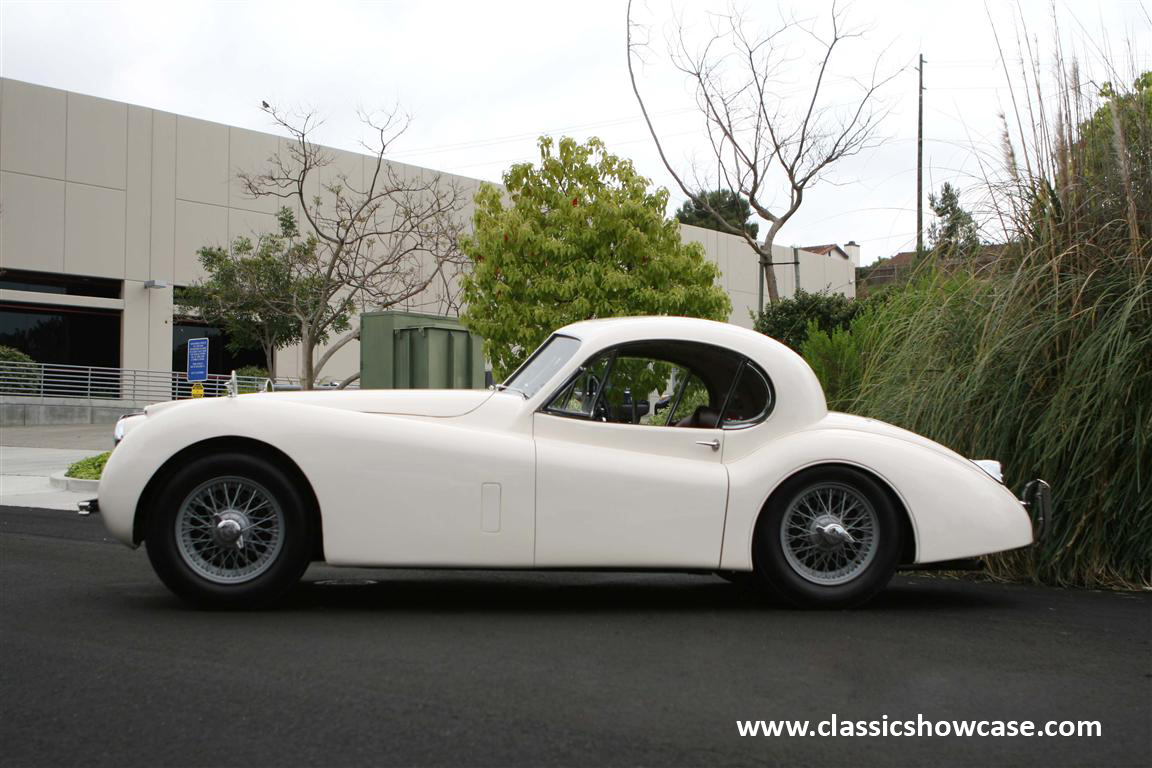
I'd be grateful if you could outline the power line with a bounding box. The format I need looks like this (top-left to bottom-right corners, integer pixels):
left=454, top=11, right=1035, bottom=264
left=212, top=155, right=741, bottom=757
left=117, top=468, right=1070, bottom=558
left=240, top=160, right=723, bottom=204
left=917, top=53, right=925, bottom=256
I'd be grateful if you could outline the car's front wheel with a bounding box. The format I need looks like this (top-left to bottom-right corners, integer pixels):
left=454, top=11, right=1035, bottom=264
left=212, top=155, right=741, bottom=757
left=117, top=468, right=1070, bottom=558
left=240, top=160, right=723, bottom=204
left=144, top=452, right=313, bottom=609
left=753, top=466, right=903, bottom=609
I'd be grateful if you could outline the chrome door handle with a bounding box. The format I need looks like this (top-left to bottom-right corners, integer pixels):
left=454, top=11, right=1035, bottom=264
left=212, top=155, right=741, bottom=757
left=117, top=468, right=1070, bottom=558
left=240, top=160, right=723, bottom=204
left=695, top=439, right=721, bottom=451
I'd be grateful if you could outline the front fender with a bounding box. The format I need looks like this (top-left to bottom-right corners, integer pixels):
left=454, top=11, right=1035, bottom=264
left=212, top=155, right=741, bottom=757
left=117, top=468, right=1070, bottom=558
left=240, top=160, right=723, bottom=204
left=719, top=428, right=1034, bottom=570
left=99, top=395, right=537, bottom=568
left=98, top=397, right=332, bottom=547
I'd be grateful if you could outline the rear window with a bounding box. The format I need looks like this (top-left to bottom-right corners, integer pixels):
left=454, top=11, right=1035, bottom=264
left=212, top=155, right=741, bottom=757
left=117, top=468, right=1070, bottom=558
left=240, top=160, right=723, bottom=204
left=721, top=363, right=773, bottom=427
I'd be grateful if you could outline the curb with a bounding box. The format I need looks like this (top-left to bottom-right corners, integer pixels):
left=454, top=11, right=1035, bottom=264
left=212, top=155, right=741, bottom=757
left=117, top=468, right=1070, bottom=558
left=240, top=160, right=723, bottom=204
left=49, top=472, right=100, bottom=493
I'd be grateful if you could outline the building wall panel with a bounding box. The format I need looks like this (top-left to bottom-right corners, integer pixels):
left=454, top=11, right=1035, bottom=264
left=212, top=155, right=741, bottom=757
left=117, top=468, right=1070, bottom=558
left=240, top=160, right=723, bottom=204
left=174, top=199, right=227, bottom=284
left=0, top=171, right=66, bottom=272
left=0, top=80, right=66, bottom=179
left=125, top=106, right=152, bottom=280
left=228, top=207, right=278, bottom=244
left=66, top=92, right=127, bottom=189
left=228, top=127, right=280, bottom=214
left=149, top=111, right=177, bottom=283
left=175, top=116, right=228, bottom=206
left=121, top=281, right=150, bottom=370
left=65, top=182, right=126, bottom=278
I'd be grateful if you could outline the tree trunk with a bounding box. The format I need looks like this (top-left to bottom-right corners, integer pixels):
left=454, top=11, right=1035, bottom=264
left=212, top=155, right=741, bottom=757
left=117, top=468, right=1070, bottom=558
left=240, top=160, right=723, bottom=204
left=761, top=233, right=781, bottom=306
left=300, top=326, right=315, bottom=390
left=262, top=340, right=276, bottom=380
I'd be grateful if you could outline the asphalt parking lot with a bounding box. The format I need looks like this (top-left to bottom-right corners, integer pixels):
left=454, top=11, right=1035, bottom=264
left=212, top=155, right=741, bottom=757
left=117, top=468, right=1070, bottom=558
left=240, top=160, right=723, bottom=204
left=1, top=505, right=1149, bottom=767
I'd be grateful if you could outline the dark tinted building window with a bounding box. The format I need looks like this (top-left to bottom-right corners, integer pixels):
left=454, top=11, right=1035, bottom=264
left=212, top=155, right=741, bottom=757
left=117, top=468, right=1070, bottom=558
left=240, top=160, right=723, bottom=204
left=0, top=303, right=121, bottom=367
left=0, top=269, right=122, bottom=299
left=172, top=321, right=267, bottom=375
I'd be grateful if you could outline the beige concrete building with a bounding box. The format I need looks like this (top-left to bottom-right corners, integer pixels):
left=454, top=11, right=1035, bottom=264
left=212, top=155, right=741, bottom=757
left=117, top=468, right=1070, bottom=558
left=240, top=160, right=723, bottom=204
left=0, top=77, right=856, bottom=382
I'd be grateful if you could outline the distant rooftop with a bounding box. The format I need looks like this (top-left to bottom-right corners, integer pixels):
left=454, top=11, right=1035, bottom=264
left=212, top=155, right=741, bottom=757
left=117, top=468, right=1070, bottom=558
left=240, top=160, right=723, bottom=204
left=800, top=244, right=849, bottom=259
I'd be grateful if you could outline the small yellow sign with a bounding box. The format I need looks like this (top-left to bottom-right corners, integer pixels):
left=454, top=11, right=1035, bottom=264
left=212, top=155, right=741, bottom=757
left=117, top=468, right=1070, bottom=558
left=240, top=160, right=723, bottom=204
left=190, top=382, right=205, bottom=399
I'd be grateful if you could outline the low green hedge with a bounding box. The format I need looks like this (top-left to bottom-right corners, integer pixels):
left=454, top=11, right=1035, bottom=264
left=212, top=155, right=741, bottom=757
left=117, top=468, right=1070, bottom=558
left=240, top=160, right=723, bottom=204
left=65, top=451, right=111, bottom=480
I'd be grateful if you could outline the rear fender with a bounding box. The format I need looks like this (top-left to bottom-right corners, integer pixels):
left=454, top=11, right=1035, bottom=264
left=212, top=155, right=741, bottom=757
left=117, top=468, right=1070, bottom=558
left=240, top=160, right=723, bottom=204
left=720, top=428, right=1033, bottom=570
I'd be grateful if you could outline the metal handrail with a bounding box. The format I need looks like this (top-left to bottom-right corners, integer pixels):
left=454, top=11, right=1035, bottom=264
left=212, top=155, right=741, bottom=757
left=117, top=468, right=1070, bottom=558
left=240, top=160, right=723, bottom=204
left=0, top=360, right=352, bottom=402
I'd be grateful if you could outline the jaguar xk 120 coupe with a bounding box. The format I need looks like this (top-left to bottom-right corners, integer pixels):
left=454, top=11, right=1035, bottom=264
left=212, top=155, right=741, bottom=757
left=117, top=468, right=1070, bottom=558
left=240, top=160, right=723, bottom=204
left=92, top=316, right=1049, bottom=608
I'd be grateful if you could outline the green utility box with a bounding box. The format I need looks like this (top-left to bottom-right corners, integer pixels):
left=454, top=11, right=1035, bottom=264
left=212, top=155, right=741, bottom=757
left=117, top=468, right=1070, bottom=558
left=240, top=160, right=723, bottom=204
left=360, top=311, right=485, bottom=389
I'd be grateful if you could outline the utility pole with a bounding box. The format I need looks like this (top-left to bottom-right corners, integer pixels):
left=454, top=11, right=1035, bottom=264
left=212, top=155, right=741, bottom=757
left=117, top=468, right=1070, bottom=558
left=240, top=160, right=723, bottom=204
left=916, top=53, right=925, bottom=256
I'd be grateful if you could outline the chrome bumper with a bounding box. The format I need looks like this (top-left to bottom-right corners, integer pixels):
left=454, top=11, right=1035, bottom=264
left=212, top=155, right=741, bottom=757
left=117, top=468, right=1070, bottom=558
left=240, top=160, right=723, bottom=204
left=1020, top=479, right=1051, bottom=543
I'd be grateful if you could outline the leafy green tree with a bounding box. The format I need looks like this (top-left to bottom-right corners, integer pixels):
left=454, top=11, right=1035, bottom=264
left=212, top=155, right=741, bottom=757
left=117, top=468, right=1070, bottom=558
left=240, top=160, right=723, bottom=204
left=178, top=208, right=350, bottom=380
left=461, top=136, right=731, bottom=379
left=927, top=182, right=981, bottom=258
left=753, top=289, right=862, bottom=351
left=675, top=190, right=759, bottom=238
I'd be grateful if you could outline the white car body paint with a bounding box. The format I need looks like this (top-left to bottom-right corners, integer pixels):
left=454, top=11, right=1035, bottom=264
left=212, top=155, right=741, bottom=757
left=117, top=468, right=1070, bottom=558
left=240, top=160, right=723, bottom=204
left=98, top=316, right=1035, bottom=570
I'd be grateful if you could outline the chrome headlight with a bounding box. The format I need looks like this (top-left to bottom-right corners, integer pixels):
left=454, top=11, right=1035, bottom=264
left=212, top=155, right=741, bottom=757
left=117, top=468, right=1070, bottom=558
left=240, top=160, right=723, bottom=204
left=113, top=412, right=145, bottom=446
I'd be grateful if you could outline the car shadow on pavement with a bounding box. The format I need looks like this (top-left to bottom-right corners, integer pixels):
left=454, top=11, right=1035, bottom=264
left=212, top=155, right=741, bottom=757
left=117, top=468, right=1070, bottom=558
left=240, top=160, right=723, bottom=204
left=233, top=571, right=1020, bottom=614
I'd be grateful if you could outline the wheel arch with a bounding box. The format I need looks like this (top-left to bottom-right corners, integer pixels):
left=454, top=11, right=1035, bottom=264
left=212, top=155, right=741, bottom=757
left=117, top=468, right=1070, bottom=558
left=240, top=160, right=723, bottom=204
left=751, top=461, right=917, bottom=567
left=132, top=436, right=325, bottom=561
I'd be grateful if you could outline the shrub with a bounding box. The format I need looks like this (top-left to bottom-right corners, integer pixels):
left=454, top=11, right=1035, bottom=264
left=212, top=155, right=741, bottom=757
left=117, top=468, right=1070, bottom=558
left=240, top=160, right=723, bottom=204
left=234, top=365, right=269, bottom=394
left=800, top=313, right=879, bottom=411
left=0, top=345, right=41, bottom=395
left=66, top=451, right=111, bottom=480
left=753, top=289, right=862, bottom=351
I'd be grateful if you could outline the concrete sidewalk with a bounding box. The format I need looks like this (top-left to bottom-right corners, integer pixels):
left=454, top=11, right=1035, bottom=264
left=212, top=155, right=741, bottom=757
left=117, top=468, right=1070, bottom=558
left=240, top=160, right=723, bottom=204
left=0, top=424, right=111, bottom=510
left=1, top=424, right=112, bottom=450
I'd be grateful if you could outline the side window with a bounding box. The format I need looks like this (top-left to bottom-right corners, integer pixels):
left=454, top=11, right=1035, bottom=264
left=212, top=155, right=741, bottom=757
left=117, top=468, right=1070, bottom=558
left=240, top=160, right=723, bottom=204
left=596, top=355, right=673, bottom=424
left=660, top=374, right=712, bottom=427
left=547, top=353, right=611, bottom=417
left=543, top=340, right=772, bottom=429
left=720, top=363, right=773, bottom=428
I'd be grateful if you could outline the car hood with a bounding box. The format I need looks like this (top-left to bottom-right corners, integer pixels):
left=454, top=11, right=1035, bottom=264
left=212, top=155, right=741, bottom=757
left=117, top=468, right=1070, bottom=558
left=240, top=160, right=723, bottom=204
left=145, top=389, right=494, bottom=418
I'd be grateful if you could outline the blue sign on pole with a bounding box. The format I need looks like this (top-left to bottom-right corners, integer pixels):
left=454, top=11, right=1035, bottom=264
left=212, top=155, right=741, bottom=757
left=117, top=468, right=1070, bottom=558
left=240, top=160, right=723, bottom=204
left=186, top=338, right=209, bottom=382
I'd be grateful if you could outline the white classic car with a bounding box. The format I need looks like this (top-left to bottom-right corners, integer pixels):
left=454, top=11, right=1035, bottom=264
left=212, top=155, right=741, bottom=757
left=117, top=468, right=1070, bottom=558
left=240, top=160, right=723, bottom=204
left=92, top=317, right=1049, bottom=609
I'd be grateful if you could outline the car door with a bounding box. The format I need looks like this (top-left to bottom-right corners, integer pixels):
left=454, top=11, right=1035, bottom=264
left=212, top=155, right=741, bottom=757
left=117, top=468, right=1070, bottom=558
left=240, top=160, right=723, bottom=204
left=532, top=345, right=732, bottom=568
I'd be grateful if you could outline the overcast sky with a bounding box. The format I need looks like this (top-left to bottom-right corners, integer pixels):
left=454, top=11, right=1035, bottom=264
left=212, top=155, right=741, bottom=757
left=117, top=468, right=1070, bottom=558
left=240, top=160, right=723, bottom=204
left=2, top=0, right=1147, bottom=265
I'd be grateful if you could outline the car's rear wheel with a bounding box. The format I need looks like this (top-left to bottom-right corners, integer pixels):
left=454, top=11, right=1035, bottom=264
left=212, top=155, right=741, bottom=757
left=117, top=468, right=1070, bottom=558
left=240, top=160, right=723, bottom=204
left=753, top=466, right=902, bottom=609
left=144, top=453, right=313, bottom=609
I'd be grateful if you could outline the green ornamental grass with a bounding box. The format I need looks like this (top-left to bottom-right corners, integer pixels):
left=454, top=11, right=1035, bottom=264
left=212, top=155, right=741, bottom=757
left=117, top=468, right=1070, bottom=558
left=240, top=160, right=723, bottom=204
left=799, top=61, right=1151, bottom=589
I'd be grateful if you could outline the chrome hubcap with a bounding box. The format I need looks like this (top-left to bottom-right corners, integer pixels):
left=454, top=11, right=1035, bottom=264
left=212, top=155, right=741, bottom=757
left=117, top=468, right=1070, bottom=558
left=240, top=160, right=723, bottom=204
left=213, top=512, right=251, bottom=548
left=175, top=477, right=284, bottom=584
left=780, top=482, right=878, bottom=585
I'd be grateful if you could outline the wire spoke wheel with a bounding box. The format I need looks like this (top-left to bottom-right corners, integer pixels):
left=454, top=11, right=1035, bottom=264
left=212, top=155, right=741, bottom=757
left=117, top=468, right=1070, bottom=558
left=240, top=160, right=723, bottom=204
left=175, top=476, right=285, bottom=585
left=780, top=482, right=879, bottom=586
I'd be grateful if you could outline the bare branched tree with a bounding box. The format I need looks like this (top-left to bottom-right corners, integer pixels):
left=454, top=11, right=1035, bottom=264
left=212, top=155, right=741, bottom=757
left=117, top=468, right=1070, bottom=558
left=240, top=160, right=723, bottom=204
left=238, top=105, right=467, bottom=388
left=627, top=1, right=898, bottom=304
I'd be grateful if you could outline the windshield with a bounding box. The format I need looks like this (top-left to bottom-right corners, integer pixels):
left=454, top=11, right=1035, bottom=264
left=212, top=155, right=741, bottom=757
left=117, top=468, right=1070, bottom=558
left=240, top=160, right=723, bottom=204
left=500, top=334, right=581, bottom=398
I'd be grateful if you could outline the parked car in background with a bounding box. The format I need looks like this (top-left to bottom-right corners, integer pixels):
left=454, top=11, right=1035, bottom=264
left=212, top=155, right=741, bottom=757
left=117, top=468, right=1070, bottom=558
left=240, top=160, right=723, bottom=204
left=93, top=316, right=1049, bottom=609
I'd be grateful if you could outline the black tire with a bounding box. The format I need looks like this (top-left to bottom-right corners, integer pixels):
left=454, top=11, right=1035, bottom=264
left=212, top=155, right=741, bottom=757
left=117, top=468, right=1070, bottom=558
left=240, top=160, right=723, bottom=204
left=752, top=466, right=902, bottom=609
left=144, top=452, right=313, bottom=609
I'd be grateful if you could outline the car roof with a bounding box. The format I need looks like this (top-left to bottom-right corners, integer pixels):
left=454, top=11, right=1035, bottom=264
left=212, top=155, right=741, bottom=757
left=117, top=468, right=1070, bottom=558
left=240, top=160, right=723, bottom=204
left=557, top=316, right=783, bottom=359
